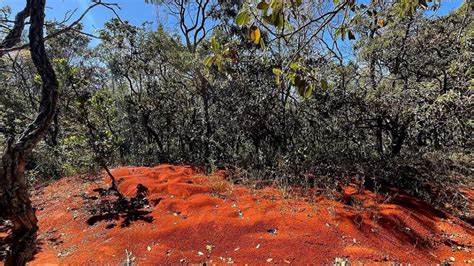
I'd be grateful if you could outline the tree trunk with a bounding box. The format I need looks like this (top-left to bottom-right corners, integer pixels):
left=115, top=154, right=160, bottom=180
left=0, top=0, right=59, bottom=264
left=1, top=146, right=39, bottom=266
left=390, top=125, right=407, bottom=156
left=376, top=116, right=384, bottom=157
left=196, top=71, right=213, bottom=162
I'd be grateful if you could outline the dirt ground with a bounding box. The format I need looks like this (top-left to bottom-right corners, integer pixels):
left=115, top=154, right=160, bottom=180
left=2, top=164, right=472, bottom=264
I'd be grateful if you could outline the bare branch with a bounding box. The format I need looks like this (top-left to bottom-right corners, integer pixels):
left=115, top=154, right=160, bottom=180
left=0, top=0, right=31, bottom=50
left=0, top=1, right=121, bottom=56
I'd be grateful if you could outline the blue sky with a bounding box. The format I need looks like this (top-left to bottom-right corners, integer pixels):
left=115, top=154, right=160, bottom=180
left=1, top=0, right=159, bottom=35
left=0, top=0, right=465, bottom=45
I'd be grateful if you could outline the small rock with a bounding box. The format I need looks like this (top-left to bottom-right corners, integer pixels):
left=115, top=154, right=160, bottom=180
left=57, top=251, right=69, bottom=258
left=206, top=244, right=214, bottom=253
left=267, top=228, right=278, bottom=235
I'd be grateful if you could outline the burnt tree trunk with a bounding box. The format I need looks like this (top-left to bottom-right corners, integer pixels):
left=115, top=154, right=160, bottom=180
left=0, top=0, right=58, bottom=265
left=390, top=125, right=407, bottom=156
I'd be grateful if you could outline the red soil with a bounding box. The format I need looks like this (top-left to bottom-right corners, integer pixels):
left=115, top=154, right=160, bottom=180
left=14, top=165, right=474, bottom=264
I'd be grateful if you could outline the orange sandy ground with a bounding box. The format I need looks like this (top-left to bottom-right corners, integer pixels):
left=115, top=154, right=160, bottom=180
left=22, top=165, right=473, bottom=264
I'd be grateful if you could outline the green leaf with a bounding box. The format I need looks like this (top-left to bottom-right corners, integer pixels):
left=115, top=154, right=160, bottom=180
left=236, top=11, right=250, bottom=26
left=272, top=68, right=282, bottom=75
left=277, top=12, right=284, bottom=29
left=203, top=55, right=214, bottom=66
left=320, top=79, right=328, bottom=90
left=286, top=72, right=296, bottom=82
left=215, top=55, right=223, bottom=70
left=275, top=75, right=281, bottom=85
left=289, top=62, right=299, bottom=71
left=304, top=84, right=313, bottom=98
left=263, top=15, right=273, bottom=24
left=257, top=1, right=269, bottom=10
left=210, top=36, right=220, bottom=50
left=33, top=74, right=42, bottom=84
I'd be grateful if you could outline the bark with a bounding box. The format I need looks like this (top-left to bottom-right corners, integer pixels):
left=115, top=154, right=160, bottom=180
left=49, top=111, right=60, bottom=146
left=196, top=72, right=213, bottom=161
left=368, top=27, right=383, bottom=157
left=376, top=116, right=384, bottom=156
left=141, top=110, right=164, bottom=154
left=390, top=124, right=407, bottom=156
left=100, top=160, right=121, bottom=197
left=0, top=0, right=59, bottom=264
left=0, top=1, right=30, bottom=54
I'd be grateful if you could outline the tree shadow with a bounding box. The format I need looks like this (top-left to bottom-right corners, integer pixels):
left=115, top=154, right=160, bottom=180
left=390, top=194, right=448, bottom=220
left=375, top=212, right=433, bottom=249
left=337, top=188, right=449, bottom=254
left=0, top=219, right=44, bottom=262
left=84, top=184, right=154, bottom=228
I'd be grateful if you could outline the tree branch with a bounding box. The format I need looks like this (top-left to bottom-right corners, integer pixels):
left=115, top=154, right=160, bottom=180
left=0, top=0, right=120, bottom=56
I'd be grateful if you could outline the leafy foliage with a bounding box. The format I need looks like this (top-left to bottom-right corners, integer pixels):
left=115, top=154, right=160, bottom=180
left=0, top=0, right=472, bottom=219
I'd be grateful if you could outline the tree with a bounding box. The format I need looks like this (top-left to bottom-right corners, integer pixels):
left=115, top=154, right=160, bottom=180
left=0, top=0, right=58, bottom=264
left=0, top=0, right=119, bottom=264
left=0, top=3, right=470, bottom=264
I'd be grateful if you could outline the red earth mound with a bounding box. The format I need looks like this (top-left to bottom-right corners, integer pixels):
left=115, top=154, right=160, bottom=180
left=4, top=165, right=473, bottom=264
